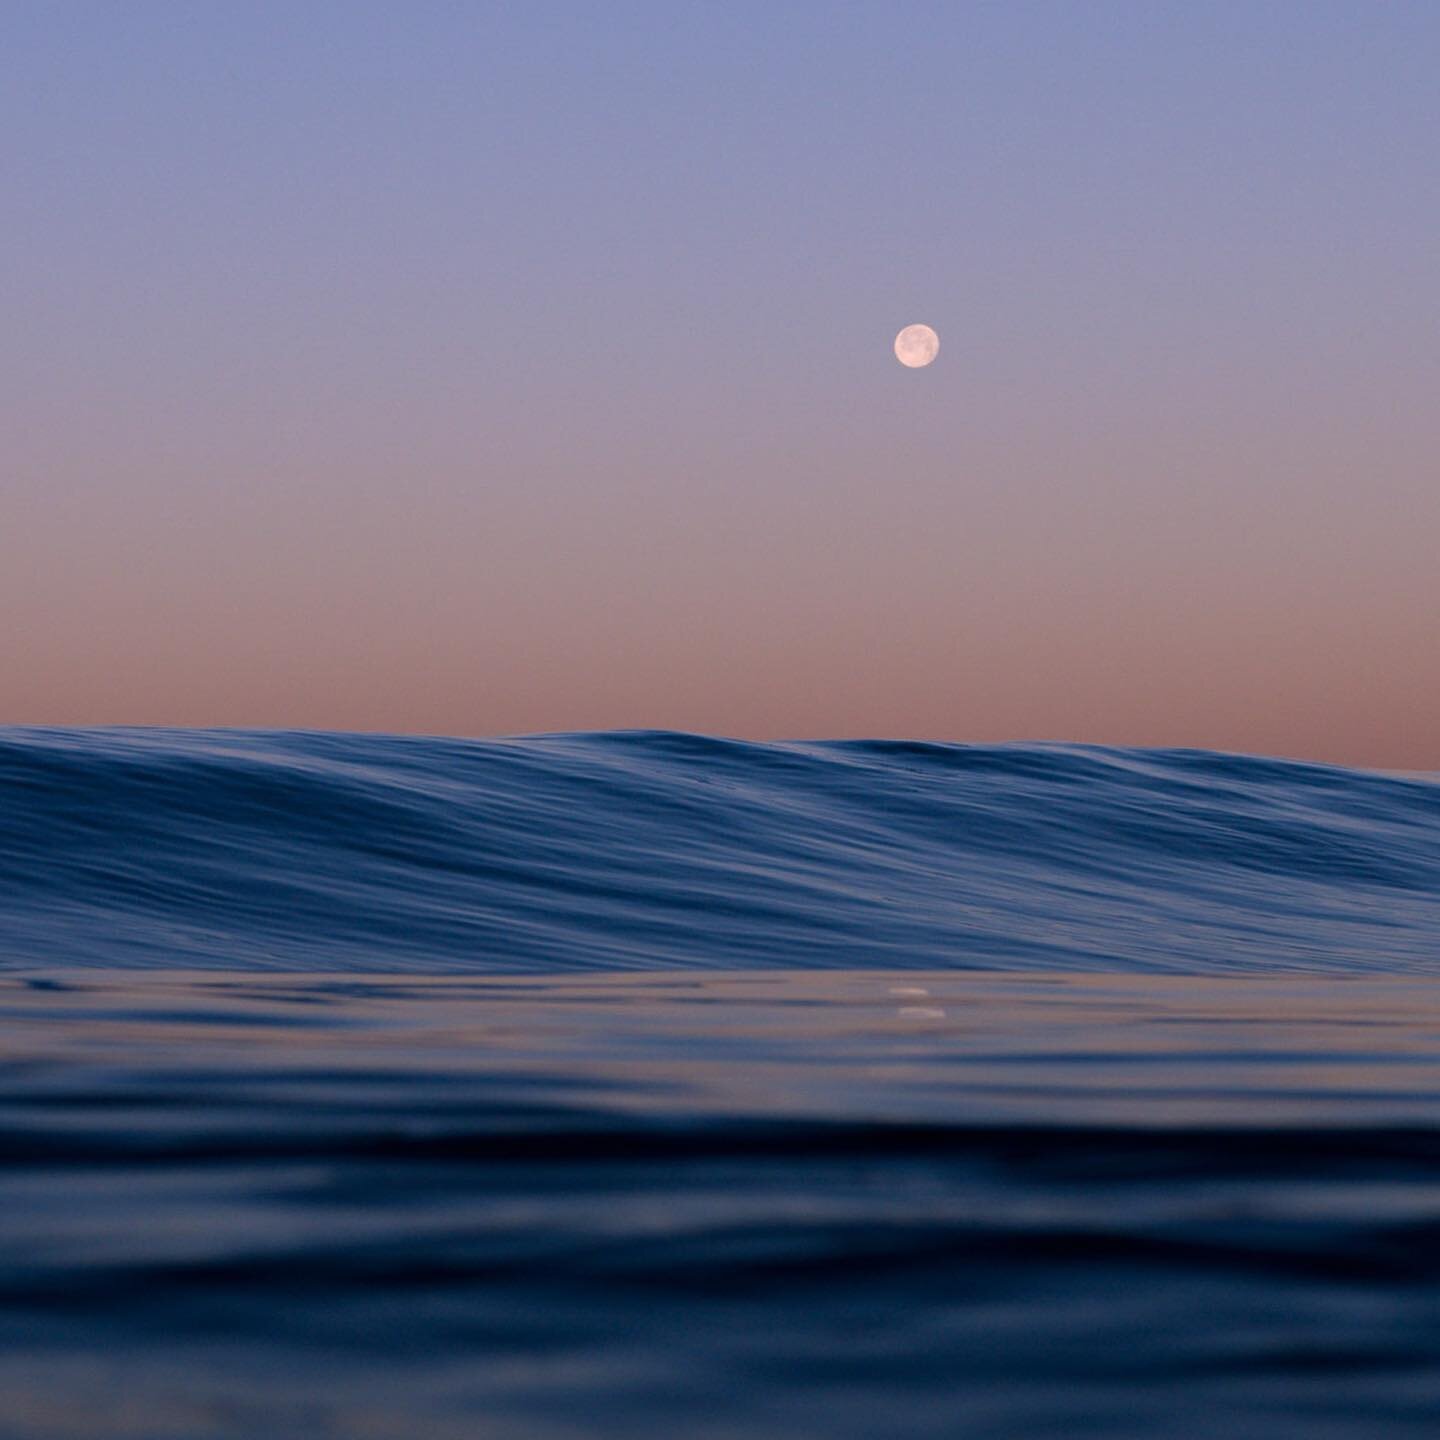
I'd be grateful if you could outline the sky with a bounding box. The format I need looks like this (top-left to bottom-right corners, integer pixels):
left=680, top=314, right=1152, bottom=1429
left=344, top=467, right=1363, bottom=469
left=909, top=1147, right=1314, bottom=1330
left=3, top=1, right=1437, bottom=766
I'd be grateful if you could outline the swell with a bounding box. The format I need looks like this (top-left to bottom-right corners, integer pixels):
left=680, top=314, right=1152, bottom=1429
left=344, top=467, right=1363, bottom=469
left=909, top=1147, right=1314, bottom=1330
left=0, top=727, right=1436, bottom=973
left=7, top=1106, right=1440, bottom=1174
left=7, top=1100, right=1440, bottom=1320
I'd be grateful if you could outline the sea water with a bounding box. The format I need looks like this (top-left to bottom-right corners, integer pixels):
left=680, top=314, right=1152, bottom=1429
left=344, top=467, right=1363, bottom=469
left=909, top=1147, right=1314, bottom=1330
left=2, top=727, right=1438, bottom=1437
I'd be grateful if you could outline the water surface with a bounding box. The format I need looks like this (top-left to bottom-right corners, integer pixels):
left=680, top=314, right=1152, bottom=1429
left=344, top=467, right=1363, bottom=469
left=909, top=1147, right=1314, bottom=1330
left=2, top=729, right=1438, bottom=1437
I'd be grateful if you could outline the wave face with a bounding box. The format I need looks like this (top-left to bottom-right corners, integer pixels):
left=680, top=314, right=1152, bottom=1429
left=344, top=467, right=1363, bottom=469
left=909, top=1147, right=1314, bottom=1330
left=0, top=726, right=1437, bottom=974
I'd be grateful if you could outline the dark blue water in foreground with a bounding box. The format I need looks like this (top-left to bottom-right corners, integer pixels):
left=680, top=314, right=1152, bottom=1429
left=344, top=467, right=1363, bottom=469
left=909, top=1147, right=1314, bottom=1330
left=2, top=728, right=1439, bottom=1438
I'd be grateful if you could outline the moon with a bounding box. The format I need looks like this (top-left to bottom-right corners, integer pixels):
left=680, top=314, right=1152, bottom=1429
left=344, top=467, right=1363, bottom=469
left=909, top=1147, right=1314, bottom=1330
left=894, top=323, right=939, bottom=368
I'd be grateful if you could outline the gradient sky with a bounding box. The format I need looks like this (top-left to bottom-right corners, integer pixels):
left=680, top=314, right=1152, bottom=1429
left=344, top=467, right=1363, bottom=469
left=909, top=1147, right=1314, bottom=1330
left=3, top=2, right=1437, bottom=765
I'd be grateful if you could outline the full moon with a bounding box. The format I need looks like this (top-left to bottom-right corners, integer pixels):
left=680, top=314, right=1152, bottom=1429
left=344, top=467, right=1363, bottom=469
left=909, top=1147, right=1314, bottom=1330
left=894, top=323, right=939, bottom=368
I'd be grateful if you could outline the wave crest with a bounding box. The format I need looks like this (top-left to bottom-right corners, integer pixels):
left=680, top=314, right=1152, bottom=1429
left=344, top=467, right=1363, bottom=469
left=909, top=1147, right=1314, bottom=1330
left=1, top=728, right=1436, bottom=973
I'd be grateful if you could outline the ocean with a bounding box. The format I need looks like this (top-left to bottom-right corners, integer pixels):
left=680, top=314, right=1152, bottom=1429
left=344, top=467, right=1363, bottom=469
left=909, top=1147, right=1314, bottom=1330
left=2, top=726, right=1438, bottom=1437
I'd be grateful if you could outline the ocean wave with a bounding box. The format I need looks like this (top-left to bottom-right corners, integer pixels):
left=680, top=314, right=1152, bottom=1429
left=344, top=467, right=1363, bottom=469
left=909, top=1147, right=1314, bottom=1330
left=1, top=727, right=1436, bottom=973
